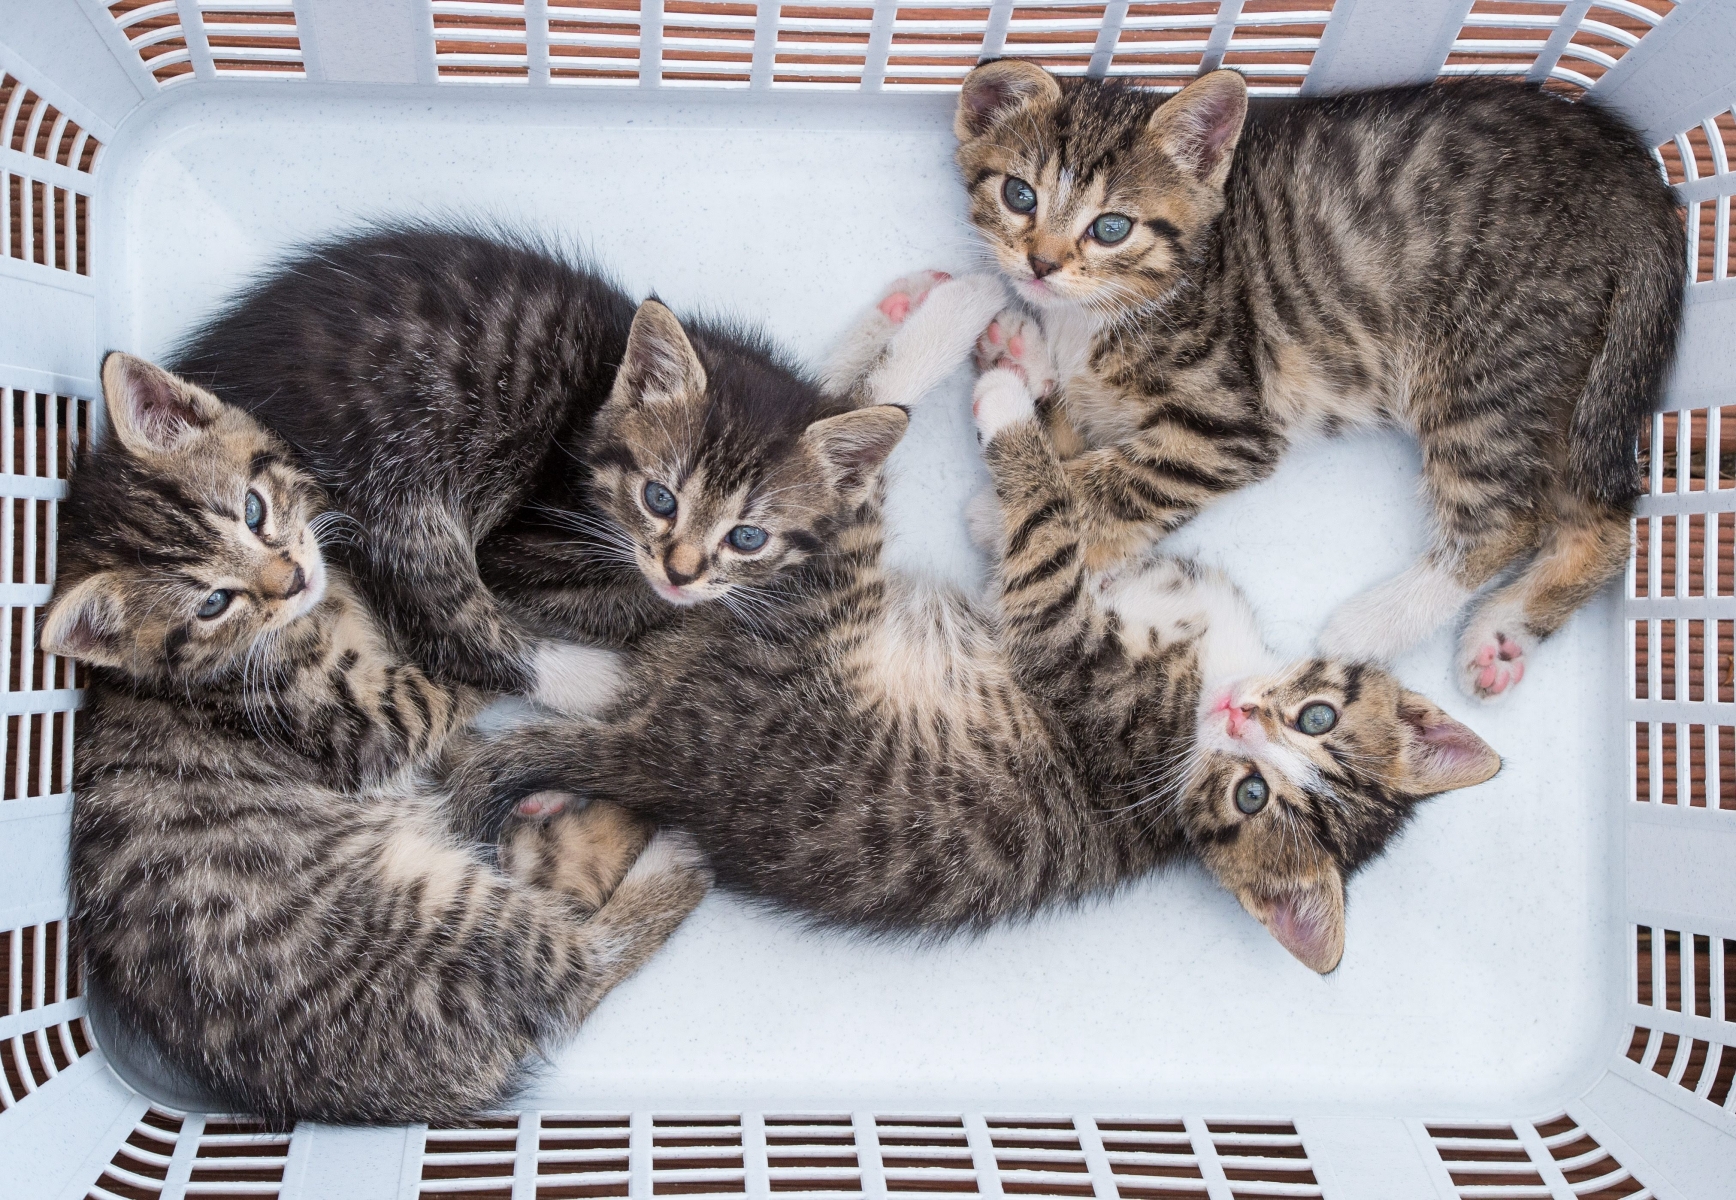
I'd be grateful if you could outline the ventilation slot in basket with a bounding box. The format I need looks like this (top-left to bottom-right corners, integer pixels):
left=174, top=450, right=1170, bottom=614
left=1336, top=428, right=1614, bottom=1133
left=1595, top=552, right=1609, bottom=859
left=1095, top=1118, right=1205, bottom=1199
left=876, top=1116, right=976, bottom=1195
left=1629, top=408, right=1736, bottom=808
left=537, top=1114, right=633, bottom=1198
left=0, top=918, right=92, bottom=1113
left=1206, top=1120, right=1320, bottom=1199
left=86, top=1107, right=185, bottom=1200
left=1655, top=106, right=1736, bottom=284
left=187, top=1117, right=292, bottom=1195
left=987, top=1116, right=1090, bottom=1197
left=2, top=73, right=98, bottom=277
left=0, top=387, right=91, bottom=803
left=106, top=2, right=304, bottom=84
left=764, top=1114, right=860, bottom=1194
left=434, top=0, right=531, bottom=82
left=1444, top=1, right=1676, bottom=95
left=421, top=1116, right=523, bottom=1199
left=1627, top=926, right=1736, bottom=1117
left=1428, top=1117, right=1654, bottom=1198
left=652, top=1115, right=746, bottom=1195
left=429, top=1, right=1337, bottom=94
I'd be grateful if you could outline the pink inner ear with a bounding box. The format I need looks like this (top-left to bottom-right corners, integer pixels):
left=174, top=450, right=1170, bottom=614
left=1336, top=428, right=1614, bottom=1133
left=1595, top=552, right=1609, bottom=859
left=1260, top=887, right=1343, bottom=974
left=122, top=360, right=207, bottom=447
left=1403, top=706, right=1500, bottom=791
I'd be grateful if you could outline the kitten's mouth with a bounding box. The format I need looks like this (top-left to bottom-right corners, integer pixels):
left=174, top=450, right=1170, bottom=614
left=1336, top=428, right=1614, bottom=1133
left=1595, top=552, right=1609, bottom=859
left=654, top=580, right=706, bottom=607
left=288, top=557, right=328, bottom=619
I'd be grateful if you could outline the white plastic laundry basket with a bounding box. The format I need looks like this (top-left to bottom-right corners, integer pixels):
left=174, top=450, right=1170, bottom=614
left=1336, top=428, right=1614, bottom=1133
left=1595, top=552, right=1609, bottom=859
left=0, top=1, right=1732, bottom=1197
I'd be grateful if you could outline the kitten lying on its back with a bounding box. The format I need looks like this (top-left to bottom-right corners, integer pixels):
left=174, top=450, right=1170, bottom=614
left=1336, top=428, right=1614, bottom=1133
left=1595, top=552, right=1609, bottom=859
left=454, top=277, right=1500, bottom=973
left=955, top=63, right=1682, bottom=702
left=174, top=225, right=904, bottom=710
left=48, top=354, right=708, bottom=1124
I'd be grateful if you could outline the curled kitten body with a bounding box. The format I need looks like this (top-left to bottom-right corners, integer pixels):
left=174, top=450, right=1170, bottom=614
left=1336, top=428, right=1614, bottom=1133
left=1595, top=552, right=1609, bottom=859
left=172, top=224, right=892, bottom=707
left=955, top=63, right=1682, bottom=701
left=453, top=282, right=1498, bottom=974
left=52, top=355, right=707, bottom=1124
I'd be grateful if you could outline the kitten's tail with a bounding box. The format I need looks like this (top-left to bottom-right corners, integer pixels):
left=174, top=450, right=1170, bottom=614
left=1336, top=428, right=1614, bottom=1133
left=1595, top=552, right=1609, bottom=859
left=1568, top=231, right=1685, bottom=507
left=859, top=275, right=1010, bottom=409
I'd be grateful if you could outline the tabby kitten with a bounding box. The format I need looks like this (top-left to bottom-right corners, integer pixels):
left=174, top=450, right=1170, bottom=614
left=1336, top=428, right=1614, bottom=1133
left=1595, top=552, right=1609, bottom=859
left=450, top=281, right=1499, bottom=973
left=173, top=224, right=893, bottom=710
left=49, top=354, right=709, bottom=1124
left=955, top=63, right=1683, bottom=701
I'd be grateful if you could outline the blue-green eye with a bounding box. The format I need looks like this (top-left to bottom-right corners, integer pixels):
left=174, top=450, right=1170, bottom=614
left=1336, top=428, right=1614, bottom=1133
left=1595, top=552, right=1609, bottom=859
left=1090, top=213, right=1133, bottom=244
left=1002, top=176, right=1037, bottom=214
left=1234, top=773, right=1269, bottom=815
left=196, top=589, right=232, bottom=620
left=244, top=489, right=264, bottom=532
left=643, top=481, right=677, bottom=517
left=727, top=525, right=767, bottom=552
left=1298, top=702, right=1337, bottom=735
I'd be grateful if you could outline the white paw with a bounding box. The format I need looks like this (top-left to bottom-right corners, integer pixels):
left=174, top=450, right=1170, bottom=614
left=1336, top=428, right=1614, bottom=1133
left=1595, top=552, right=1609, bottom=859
left=972, top=368, right=1038, bottom=443
left=623, top=828, right=709, bottom=884
left=876, top=269, right=953, bottom=325
left=975, top=308, right=1057, bottom=396
left=530, top=641, right=626, bottom=716
left=965, top=486, right=1004, bottom=556
left=1457, top=605, right=1530, bottom=703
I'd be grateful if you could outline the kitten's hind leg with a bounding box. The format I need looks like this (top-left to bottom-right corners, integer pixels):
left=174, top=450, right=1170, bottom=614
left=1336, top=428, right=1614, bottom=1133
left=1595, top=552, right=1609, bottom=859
left=1318, top=559, right=1473, bottom=664
left=1455, top=501, right=1628, bottom=703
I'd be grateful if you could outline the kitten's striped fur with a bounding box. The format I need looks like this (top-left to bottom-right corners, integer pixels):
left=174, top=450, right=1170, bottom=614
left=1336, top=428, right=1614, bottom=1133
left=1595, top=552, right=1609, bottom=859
left=955, top=64, right=1683, bottom=701
left=50, top=355, right=708, bottom=1123
left=172, top=225, right=881, bottom=711
left=452, top=281, right=1498, bottom=972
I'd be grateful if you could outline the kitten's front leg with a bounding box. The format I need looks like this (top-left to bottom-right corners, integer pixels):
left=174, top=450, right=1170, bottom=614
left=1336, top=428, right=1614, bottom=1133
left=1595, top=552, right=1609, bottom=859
left=973, top=369, right=1113, bottom=688
left=824, top=272, right=1009, bottom=406
left=821, top=270, right=956, bottom=396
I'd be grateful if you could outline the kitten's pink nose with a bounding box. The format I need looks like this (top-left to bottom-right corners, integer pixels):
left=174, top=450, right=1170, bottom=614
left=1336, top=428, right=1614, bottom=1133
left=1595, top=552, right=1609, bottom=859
left=1028, top=253, right=1061, bottom=279
left=1214, top=692, right=1254, bottom=737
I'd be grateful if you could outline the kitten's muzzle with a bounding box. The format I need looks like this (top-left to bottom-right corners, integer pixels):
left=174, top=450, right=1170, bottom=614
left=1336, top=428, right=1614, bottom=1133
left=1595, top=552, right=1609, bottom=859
left=1027, top=253, right=1061, bottom=279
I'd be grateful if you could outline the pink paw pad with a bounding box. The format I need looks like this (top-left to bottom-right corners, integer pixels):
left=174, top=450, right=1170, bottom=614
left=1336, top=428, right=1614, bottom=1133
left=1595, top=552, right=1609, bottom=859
left=877, top=271, right=952, bottom=326
left=1472, top=633, right=1526, bottom=695
left=878, top=293, right=912, bottom=323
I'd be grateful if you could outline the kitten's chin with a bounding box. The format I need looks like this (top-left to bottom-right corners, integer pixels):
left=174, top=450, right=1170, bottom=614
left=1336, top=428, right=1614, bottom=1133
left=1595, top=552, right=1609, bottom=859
left=1014, top=275, right=1087, bottom=312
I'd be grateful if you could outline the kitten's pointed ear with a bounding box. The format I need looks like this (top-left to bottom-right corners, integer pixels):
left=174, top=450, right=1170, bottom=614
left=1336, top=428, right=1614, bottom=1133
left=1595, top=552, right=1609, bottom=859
left=40, top=572, right=127, bottom=668
left=102, top=352, right=222, bottom=457
left=1234, top=871, right=1345, bottom=975
left=1145, top=69, right=1248, bottom=189
left=956, top=59, right=1063, bottom=141
left=613, top=300, right=706, bottom=407
left=1396, top=693, right=1502, bottom=794
left=801, top=406, right=909, bottom=493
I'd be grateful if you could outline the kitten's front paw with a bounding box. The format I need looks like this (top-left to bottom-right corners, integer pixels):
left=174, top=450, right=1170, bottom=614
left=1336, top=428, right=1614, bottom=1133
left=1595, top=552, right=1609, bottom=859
left=975, top=308, right=1057, bottom=396
left=1458, top=620, right=1528, bottom=704
left=877, top=269, right=953, bottom=325
left=972, top=368, right=1038, bottom=443
left=530, top=641, right=626, bottom=716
